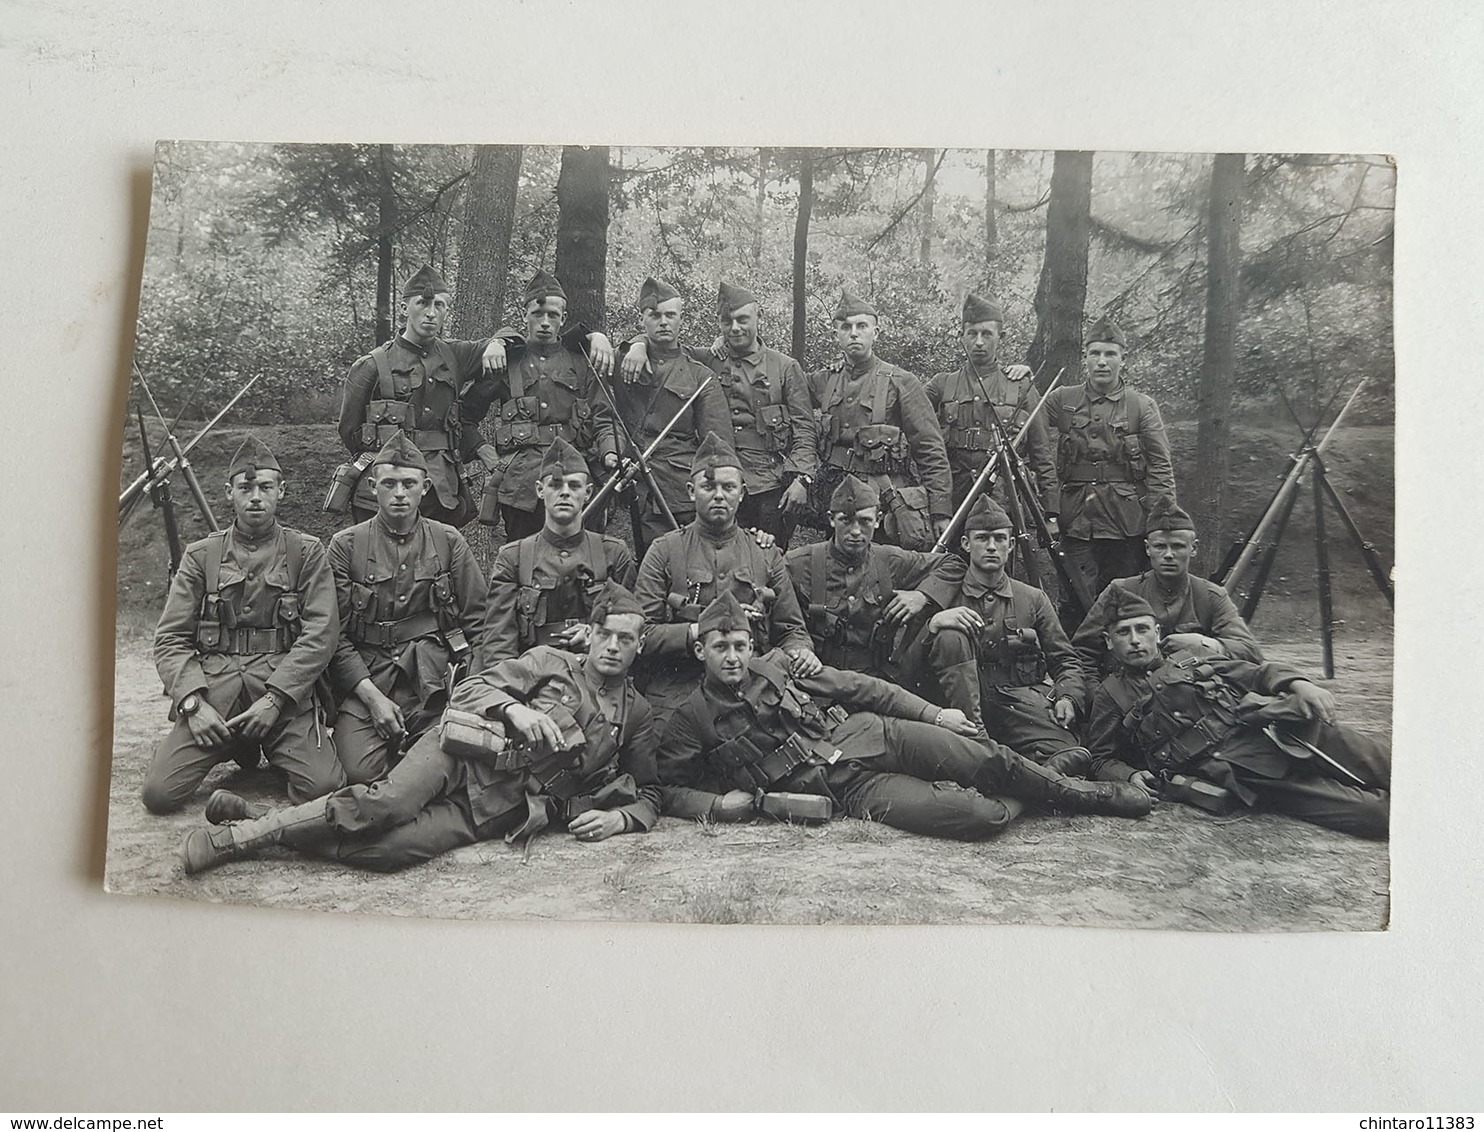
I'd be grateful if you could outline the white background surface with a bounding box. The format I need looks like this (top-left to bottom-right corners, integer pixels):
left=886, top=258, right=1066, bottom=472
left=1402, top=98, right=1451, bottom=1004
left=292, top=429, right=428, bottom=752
left=2, top=0, right=1480, bottom=1111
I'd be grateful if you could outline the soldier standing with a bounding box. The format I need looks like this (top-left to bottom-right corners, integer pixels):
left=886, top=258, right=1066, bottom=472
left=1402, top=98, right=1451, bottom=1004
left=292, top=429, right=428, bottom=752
left=142, top=437, right=345, bottom=814
left=611, top=276, right=731, bottom=549
left=632, top=431, right=819, bottom=730
left=810, top=290, right=953, bottom=551
left=1071, top=496, right=1263, bottom=685
left=179, top=583, right=662, bottom=874
left=479, top=437, right=637, bottom=667
left=1044, top=315, right=1176, bottom=622
left=924, top=292, right=1058, bottom=519
left=325, top=431, right=488, bottom=785
left=912, top=495, right=1090, bottom=767
left=656, top=591, right=1150, bottom=836
left=470, top=269, right=619, bottom=539
left=783, top=475, right=941, bottom=682
left=336, top=264, right=507, bottom=527
left=1087, top=589, right=1389, bottom=839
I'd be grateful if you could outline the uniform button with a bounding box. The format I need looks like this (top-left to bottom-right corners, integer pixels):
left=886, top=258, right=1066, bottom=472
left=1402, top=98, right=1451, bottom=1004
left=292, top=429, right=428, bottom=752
left=560, top=550, right=569, bottom=558
left=540, top=402, right=548, bottom=408
left=242, top=605, right=252, bottom=614
left=398, top=595, right=409, bottom=604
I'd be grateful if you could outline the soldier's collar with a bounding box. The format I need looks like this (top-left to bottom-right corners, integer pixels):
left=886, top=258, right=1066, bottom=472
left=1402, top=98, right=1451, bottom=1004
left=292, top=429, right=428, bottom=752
left=540, top=524, right=588, bottom=551
left=374, top=513, right=422, bottom=542
left=727, top=343, right=764, bottom=366
left=961, top=567, right=1013, bottom=600
left=1084, top=380, right=1127, bottom=402
left=230, top=519, right=280, bottom=547
left=395, top=333, right=432, bottom=357
left=1148, top=569, right=1190, bottom=600
left=828, top=541, right=870, bottom=568
left=847, top=354, right=879, bottom=377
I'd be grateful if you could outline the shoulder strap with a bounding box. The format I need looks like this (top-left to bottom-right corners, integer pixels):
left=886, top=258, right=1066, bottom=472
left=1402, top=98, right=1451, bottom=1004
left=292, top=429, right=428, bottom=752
left=764, top=350, right=784, bottom=405
left=508, top=356, right=526, bottom=400
left=283, top=528, right=308, bottom=590
left=517, top=535, right=537, bottom=589
left=809, top=542, right=828, bottom=609
left=202, top=531, right=229, bottom=602
left=584, top=532, right=609, bottom=583
left=350, top=522, right=373, bottom=585
left=870, top=547, right=896, bottom=604
left=871, top=367, right=891, bottom=424
left=370, top=344, right=395, bottom=399
left=433, top=340, right=458, bottom=384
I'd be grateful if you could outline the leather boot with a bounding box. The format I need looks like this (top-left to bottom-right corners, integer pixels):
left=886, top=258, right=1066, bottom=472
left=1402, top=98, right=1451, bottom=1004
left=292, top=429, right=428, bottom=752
left=180, top=798, right=330, bottom=875
left=204, top=789, right=270, bottom=824
left=1042, top=746, right=1094, bottom=778
left=1006, top=755, right=1152, bottom=818
left=935, top=661, right=983, bottom=727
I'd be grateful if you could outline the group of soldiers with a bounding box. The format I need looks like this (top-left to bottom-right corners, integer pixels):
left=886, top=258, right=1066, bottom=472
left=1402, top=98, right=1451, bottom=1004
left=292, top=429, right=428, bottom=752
left=143, top=262, right=1392, bottom=879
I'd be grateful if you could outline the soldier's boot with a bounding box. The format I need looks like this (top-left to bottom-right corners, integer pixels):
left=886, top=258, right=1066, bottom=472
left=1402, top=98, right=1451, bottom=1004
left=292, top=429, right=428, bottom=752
left=1161, top=774, right=1239, bottom=815
left=756, top=792, right=833, bottom=824
left=204, top=789, right=270, bottom=824
left=1005, top=755, right=1152, bottom=819
left=1041, top=745, right=1094, bottom=778
left=180, top=798, right=330, bottom=875
left=935, top=661, right=984, bottom=731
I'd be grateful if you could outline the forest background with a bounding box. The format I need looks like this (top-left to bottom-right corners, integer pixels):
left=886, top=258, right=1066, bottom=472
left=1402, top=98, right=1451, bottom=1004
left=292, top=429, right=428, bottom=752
left=132, top=143, right=1395, bottom=574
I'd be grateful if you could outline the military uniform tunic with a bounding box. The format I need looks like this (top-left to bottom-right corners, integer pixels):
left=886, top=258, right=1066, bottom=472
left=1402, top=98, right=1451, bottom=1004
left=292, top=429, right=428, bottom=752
left=282, top=646, right=660, bottom=872
left=338, top=333, right=496, bottom=524
left=656, top=653, right=1021, bottom=841
left=924, top=363, right=1059, bottom=512
left=326, top=515, right=488, bottom=783
left=809, top=355, right=953, bottom=550
left=144, top=522, right=345, bottom=813
left=478, top=526, right=637, bottom=668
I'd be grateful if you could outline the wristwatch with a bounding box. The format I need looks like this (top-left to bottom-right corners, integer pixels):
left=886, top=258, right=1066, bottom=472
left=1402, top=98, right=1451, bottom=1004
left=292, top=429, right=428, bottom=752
left=178, top=693, right=202, bottom=716
left=262, top=688, right=286, bottom=712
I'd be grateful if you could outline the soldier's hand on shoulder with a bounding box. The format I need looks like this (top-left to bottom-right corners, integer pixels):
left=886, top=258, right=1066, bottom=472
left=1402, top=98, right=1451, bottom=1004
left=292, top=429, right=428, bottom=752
left=784, top=647, right=823, bottom=679
left=587, top=333, right=615, bottom=378
left=620, top=340, right=650, bottom=383
left=882, top=589, right=929, bottom=625
left=1005, top=364, right=1033, bottom=382
left=186, top=700, right=233, bottom=748
left=709, top=335, right=726, bottom=360
left=481, top=338, right=508, bottom=374
left=929, top=606, right=984, bottom=636
left=569, top=808, right=626, bottom=842
left=504, top=703, right=565, bottom=750
left=748, top=526, right=777, bottom=550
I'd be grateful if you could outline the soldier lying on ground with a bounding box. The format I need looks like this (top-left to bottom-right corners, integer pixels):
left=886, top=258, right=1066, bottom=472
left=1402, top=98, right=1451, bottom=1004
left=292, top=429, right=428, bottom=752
left=325, top=429, right=487, bottom=784
left=178, top=583, right=661, bottom=874
left=1087, top=587, right=1390, bottom=838
left=143, top=437, right=345, bottom=814
left=655, top=590, right=1151, bottom=840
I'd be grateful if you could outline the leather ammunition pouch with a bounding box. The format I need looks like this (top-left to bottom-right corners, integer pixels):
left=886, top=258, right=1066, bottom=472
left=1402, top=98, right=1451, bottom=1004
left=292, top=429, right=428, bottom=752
left=854, top=423, right=908, bottom=472
left=756, top=402, right=791, bottom=454
left=1123, top=655, right=1244, bottom=775
left=880, top=483, right=931, bottom=550
left=439, top=703, right=588, bottom=799
left=195, top=529, right=310, bottom=656
left=513, top=533, right=611, bottom=648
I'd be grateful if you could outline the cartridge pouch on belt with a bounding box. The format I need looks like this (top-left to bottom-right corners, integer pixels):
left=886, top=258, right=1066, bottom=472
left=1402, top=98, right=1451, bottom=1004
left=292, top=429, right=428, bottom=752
left=1124, top=656, right=1245, bottom=775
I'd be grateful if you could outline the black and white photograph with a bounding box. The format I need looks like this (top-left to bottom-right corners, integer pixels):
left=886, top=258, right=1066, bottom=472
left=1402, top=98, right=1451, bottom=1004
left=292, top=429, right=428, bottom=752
left=105, top=142, right=1396, bottom=930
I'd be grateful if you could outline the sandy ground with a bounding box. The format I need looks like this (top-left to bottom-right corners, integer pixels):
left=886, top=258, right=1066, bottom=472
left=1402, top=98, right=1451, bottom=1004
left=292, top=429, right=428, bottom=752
left=103, top=619, right=1392, bottom=931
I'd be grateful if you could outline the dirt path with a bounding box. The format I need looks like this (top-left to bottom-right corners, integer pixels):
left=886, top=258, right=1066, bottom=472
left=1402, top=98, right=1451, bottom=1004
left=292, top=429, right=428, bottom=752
left=104, top=627, right=1392, bottom=931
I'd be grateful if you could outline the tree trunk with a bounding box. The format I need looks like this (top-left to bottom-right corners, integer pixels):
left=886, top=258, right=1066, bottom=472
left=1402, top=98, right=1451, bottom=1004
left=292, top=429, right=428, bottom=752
left=919, top=148, right=937, bottom=266
left=1191, top=153, right=1245, bottom=572
left=1026, top=151, right=1094, bottom=384
left=984, top=149, right=997, bottom=287
left=752, top=148, right=769, bottom=267
left=452, top=145, right=522, bottom=336
left=792, top=148, right=815, bottom=363
left=555, top=146, right=611, bottom=331
left=375, top=144, right=397, bottom=346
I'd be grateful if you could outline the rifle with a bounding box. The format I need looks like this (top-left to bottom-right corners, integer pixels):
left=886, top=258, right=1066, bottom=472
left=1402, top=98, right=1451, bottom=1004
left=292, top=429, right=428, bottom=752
left=932, top=369, right=1064, bottom=553
left=119, top=369, right=261, bottom=520
left=137, top=404, right=183, bottom=578
left=580, top=372, right=717, bottom=526
left=579, top=347, right=680, bottom=532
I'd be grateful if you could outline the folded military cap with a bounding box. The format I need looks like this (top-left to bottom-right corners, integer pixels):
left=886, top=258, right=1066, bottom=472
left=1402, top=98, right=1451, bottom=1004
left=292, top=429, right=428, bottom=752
left=1145, top=495, right=1195, bottom=534
left=691, top=430, right=742, bottom=477
left=833, top=289, right=877, bottom=321
left=638, top=276, right=681, bottom=310
left=539, top=436, right=588, bottom=480
left=829, top=473, right=879, bottom=515
left=962, top=292, right=1005, bottom=324
left=1083, top=313, right=1127, bottom=347
left=962, top=493, right=1013, bottom=532
left=227, top=435, right=281, bottom=480
left=589, top=580, right=644, bottom=624
left=697, top=588, right=752, bottom=638
left=524, top=269, right=567, bottom=306
left=1103, top=584, right=1157, bottom=627
left=402, top=263, right=451, bottom=299
left=371, top=429, right=429, bottom=471
left=716, top=281, right=759, bottom=318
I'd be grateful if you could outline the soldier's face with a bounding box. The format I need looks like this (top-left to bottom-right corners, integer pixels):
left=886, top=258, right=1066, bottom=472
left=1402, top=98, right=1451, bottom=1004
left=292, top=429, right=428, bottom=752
left=589, top=613, right=643, bottom=678
left=539, top=472, right=590, bottom=522
left=403, top=292, right=451, bottom=343
left=1146, top=530, right=1197, bottom=580
left=643, top=298, right=684, bottom=345
left=525, top=297, right=567, bottom=344
left=373, top=463, right=426, bottom=521
left=962, top=528, right=1012, bottom=574
left=1105, top=616, right=1161, bottom=671
left=831, top=507, right=879, bottom=556
left=225, top=470, right=284, bottom=534
left=688, top=466, right=745, bottom=527
left=962, top=320, right=1003, bottom=368
left=719, top=303, right=759, bottom=353
left=696, top=629, right=755, bottom=687
left=835, top=315, right=878, bottom=361
left=1085, top=342, right=1124, bottom=392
